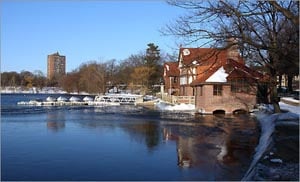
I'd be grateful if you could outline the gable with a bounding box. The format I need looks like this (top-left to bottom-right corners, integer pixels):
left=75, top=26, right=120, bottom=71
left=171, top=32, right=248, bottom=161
left=205, top=66, right=228, bottom=83
left=164, top=62, right=179, bottom=77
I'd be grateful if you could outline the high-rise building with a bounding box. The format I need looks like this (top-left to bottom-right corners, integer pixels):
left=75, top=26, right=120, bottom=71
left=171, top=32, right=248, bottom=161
left=47, top=52, right=66, bottom=79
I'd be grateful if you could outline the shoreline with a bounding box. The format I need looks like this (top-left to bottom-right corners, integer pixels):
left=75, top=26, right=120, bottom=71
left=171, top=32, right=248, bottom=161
left=243, top=106, right=299, bottom=181
left=2, top=92, right=299, bottom=180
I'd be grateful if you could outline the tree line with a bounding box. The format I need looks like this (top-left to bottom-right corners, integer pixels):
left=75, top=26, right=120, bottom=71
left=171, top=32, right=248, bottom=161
left=1, top=70, right=47, bottom=89
left=1, top=43, right=175, bottom=94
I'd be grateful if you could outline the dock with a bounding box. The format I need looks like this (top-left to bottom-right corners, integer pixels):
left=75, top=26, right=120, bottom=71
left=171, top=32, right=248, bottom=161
left=17, top=100, right=89, bottom=106
left=17, top=94, right=143, bottom=106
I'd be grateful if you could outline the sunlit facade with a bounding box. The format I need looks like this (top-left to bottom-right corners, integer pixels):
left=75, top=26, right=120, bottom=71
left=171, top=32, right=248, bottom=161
left=47, top=52, right=66, bottom=79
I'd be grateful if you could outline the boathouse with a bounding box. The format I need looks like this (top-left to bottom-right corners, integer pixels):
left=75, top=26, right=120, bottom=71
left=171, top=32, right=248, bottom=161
left=176, top=44, right=264, bottom=114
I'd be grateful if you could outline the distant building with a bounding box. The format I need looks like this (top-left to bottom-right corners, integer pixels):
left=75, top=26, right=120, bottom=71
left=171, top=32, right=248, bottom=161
left=47, top=52, right=66, bottom=79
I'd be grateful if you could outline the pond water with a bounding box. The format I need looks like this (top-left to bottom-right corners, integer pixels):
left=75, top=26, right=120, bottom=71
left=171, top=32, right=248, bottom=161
left=1, top=94, right=259, bottom=181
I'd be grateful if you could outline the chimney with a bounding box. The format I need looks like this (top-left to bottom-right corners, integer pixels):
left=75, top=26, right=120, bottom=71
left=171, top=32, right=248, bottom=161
left=226, top=38, right=240, bottom=62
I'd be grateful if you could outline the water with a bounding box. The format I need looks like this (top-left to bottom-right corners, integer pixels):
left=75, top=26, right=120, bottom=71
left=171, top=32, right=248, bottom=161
left=1, top=94, right=259, bottom=181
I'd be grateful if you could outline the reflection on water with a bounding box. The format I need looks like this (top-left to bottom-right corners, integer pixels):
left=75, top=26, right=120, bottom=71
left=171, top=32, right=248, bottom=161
left=2, top=100, right=259, bottom=181
left=46, top=111, right=65, bottom=132
left=122, top=122, right=161, bottom=151
left=66, top=110, right=259, bottom=180
left=162, top=114, right=259, bottom=180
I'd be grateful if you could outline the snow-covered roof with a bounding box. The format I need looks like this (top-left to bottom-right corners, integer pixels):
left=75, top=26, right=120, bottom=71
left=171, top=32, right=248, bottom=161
left=191, top=59, right=264, bottom=86
left=205, top=66, right=228, bottom=83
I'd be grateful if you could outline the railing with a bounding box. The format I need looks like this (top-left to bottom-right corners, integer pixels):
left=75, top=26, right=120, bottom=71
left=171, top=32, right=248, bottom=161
left=161, top=93, right=195, bottom=105
left=175, top=96, right=195, bottom=105
left=94, top=94, right=142, bottom=104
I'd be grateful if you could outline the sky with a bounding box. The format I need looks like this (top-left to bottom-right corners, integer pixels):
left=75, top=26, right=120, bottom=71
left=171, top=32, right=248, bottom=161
left=1, top=0, right=187, bottom=74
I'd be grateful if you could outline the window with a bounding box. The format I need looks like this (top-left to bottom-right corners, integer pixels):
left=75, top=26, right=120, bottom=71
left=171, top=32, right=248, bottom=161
left=173, top=77, right=178, bottom=83
left=180, top=76, right=187, bottom=85
left=213, top=85, right=222, bottom=96
left=231, top=79, right=250, bottom=93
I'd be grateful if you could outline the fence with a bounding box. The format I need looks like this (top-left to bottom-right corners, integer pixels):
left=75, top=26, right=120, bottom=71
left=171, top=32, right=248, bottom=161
left=160, top=93, right=195, bottom=105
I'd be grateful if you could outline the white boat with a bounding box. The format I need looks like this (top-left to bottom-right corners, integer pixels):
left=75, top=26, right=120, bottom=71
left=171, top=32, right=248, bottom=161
left=46, top=96, right=56, bottom=102
left=83, top=96, right=93, bottom=102
left=69, top=96, right=80, bottom=102
left=57, top=96, right=68, bottom=102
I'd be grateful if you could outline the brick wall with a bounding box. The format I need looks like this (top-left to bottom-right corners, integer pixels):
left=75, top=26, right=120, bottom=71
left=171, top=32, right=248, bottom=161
left=195, top=84, right=257, bottom=114
left=180, top=85, right=194, bottom=96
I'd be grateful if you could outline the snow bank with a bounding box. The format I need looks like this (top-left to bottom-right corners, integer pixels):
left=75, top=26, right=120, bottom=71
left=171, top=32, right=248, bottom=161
left=242, top=103, right=299, bottom=180
left=279, top=101, right=300, bottom=114
left=281, top=97, right=299, bottom=104
left=154, top=101, right=195, bottom=111
left=242, top=112, right=277, bottom=180
left=257, top=102, right=300, bottom=115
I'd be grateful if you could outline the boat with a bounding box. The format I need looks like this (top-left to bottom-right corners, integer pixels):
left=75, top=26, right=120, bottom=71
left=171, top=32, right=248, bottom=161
left=69, top=96, right=80, bottom=102
left=83, top=96, right=94, bottom=102
left=46, top=96, right=56, bottom=102
left=57, top=96, right=68, bottom=102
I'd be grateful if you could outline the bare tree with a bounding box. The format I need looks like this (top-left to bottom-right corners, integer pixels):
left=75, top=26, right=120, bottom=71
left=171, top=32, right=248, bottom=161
left=162, top=0, right=299, bottom=113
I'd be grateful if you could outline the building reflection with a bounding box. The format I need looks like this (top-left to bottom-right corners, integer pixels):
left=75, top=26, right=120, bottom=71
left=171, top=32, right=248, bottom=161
left=162, top=114, right=258, bottom=179
left=46, top=111, right=66, bottom=132
left=163, top=127, right=225, bottom=169
left=65, top=109, right=258, bottom=180
left=122, top=121, right=161, bottom=151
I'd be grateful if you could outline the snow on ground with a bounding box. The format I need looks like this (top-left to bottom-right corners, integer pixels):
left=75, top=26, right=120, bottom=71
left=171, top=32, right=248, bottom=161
left=154, top=101, right=195, bottom=111
left=279, top=101, right=300, bottom=114
left=243, top=101, right=299, bottom=180
left=281, top=97, right=299, bottom=104
left=242, top=111, right=277, bottom=180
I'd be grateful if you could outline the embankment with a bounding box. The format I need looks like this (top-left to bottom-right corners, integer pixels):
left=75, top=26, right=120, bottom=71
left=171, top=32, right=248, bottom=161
left=242, top=108, right=299, bottom=181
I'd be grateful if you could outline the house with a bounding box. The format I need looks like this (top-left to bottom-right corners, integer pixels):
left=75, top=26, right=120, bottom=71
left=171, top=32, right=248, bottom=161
left=163, top=62, right=180, bottom=95
left=177, top=45, right=264, bottom=114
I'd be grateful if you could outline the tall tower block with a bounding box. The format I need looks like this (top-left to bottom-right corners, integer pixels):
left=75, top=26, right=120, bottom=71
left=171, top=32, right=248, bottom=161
left=47, top=52, right=66, bottom=79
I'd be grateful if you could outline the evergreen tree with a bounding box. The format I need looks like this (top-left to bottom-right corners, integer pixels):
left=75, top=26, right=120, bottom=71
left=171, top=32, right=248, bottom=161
left=144, top=43, right=162, bottom=92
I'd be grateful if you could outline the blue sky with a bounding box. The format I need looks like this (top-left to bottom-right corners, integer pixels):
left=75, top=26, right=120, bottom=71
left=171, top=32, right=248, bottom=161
left=1, top=0, right=186, bottom=74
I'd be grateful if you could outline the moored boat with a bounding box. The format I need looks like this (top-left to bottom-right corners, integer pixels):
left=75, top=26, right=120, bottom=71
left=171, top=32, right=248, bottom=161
left=69, top=96, right=80, bottom=102
left=46, top=96, right=56, bottom=102
left=57, top=96, right=68, bottom=102
left=83, top=96, right=93, bottom=102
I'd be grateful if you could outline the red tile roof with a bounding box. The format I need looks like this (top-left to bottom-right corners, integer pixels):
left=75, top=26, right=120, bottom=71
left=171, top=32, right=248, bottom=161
left=190, top=59, right=264, bottom=86
left=164, top=62, right=179, bottom=77
left=225, top=60, right=263, bottom=80
left=179, top=47, right=244, bottom=66
left=176, top=47, right=264, bottom=86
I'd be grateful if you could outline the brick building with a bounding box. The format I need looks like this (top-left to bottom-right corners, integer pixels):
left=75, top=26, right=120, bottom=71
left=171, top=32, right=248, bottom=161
left=175, top=44, right=264, bottom=114
left=47, top=52, right=66, bottom=79
left=163, top=62, right=180, bottom=95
